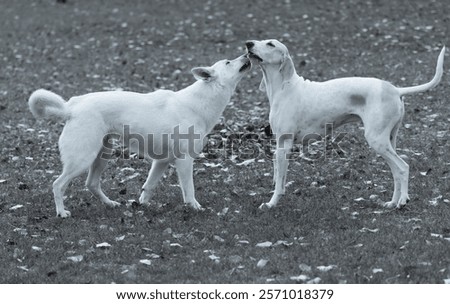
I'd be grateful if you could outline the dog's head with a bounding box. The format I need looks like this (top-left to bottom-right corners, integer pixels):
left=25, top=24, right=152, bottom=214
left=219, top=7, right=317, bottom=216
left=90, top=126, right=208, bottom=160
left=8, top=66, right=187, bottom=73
left=191, top=55, right=251, bottom=86
left=245, top=39, right=289, bottom=64
left=245, top=39, right=295, bottom=91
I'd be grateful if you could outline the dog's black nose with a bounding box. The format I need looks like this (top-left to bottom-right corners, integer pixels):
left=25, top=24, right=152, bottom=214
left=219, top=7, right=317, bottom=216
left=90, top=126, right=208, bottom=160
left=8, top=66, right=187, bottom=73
left=245, top=41, right=254, bottom=50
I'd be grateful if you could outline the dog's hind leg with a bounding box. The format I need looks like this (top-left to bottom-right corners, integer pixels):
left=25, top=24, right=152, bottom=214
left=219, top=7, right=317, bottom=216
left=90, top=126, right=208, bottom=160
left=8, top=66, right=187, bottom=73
left=365, top=128, right=409, bottom=208
left=86, top=139, right=120, bottom=208
left=53, top=170, right=84, bottom=218
left=139, top=159, right=170, bottom=205
left=53, top=150, right=100, bottom=218
left=389, top=120, right=402, bottom=151
left=53, top=121, right=106, bottom=217
left=175, top=157, right=202, bottom=210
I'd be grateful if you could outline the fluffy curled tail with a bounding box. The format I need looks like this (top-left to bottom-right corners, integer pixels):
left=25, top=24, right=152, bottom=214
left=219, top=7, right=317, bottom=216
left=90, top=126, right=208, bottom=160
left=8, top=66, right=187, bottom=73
left=29, top=89, right=69, bottom=121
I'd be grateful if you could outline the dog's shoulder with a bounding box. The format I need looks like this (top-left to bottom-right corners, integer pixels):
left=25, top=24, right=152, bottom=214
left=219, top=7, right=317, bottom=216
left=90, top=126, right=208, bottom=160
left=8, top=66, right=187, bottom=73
left=147, top=89, right=175, bottom=99
left=144, top=89, right=177, bottom=108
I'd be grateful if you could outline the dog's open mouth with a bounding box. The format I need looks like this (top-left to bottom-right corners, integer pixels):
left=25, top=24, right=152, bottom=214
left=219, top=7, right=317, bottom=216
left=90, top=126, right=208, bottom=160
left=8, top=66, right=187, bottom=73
left=247, top=52, right=263, bottom=62
left=239, top=60, right=252, bottom=72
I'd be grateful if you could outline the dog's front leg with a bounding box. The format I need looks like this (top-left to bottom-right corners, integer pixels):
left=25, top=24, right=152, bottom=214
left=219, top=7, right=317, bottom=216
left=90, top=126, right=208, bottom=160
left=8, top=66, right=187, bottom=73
left=175, top=157, right=203, bottom=210
left=139, top=160, right=170, bottom=205
left=260, top=135, right=293, bottom=209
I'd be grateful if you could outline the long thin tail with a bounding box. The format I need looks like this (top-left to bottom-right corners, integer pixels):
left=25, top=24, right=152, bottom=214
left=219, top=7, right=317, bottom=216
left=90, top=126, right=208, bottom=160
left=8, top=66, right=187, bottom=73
left=397, top=46, right=445, bottom=96
left=28, top=89, right=69, bottom=121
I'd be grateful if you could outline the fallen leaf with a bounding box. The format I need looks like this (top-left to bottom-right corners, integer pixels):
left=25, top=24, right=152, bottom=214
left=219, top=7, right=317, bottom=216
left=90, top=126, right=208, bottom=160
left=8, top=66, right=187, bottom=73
left=217, top=207, right=229, bottom=216
left=14, top=228, right=28, bottom=236
left=290, top=274, right=309, bottom=282
left=372, top=268, right=383, bottom=273
left=317, top=265, right=337, bottom=272
left=147, top=253, right=160, bottom=259
left=437, top=131, right=446, bottom=138
left=96, top=242, right=112, bottom=248
left=405, top=218, right=422, bottom=223
left=9, top=204, right=23, bottom=210
left=351, top=212, right=359, bottom=217
left=298, top=263, right=312, bottom=272
left=359, top=227, right=379, bottom=233
left=17, top=266, right=29, bottom=272
left=420, top=171, right=429, bottom=176
left=123, top=211, right=133, bottom=217
left=429, top=195, right=442, bottom=206
left=307, top=277, right=322, bottom=284
left=236, top=159, right=255, bottom=166
left=67, top=255, right=84, bottom=263
left=273, top=240, right=293, bottom=247
left=120, top=172, right=140, bottom=183
left=256, top=259, right=269, bottom=268
left=115, top=235, right=126, bottom=241
left=208, top=254, right=220, bottom=261
left=139, top=259, right=152, bottom=266
left=120, top=167, right=136, bottom=173
left=285, top=181, right=294, bottom=188
left=256, top=241, right=272, bottom=248
left=431, top=233, right=443, bottom=238
left=214, top=235, right=225, bottom=243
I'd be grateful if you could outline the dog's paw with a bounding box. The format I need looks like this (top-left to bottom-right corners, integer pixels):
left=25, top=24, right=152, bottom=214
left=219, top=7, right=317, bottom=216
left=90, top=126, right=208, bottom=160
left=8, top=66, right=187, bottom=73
left=384, top=198, right=409, bottom=209
left=138, top=192, right=151, bottom=205
left=383, top=201, right=397, bottom=209
left=105, top=200, right=121, bottom=208
left=258, top=203, right=271, bottom=210
left=396, top=196, right=410, bottom=208
left=57, top=210, right=71, bottom=218
left=189, top=201, right=203, bottom=210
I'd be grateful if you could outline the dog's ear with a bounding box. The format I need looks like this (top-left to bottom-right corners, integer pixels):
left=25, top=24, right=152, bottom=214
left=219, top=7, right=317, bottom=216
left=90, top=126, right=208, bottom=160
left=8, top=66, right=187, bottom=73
left=279, top=53, right=295, bottom=81
left=191, top=67, right=215, bottom=82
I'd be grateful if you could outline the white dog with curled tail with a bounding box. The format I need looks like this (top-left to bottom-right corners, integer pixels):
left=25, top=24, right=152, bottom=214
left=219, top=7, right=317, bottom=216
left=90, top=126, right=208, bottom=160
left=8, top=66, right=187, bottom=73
left=246, top=39, right=444, bottom=210
left=29, top=55, right=251, bottom=217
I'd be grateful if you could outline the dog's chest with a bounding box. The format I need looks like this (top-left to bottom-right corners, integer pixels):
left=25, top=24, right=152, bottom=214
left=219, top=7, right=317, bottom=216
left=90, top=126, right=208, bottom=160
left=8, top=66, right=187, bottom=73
left=269, top=94, right=357, bottom=140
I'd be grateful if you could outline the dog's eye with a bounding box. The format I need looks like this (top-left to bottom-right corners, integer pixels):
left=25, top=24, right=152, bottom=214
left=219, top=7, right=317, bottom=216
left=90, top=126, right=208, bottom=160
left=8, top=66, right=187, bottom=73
left=267, top=42, right=275, bottom=47
left=226, top=61, right=230, bottom=65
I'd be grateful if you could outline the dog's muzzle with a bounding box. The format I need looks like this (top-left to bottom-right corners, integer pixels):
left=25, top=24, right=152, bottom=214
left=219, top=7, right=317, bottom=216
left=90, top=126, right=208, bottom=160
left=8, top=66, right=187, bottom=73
left=239, top=59, right=252, bottom=72
left=245, top=41, right=263, bottom=62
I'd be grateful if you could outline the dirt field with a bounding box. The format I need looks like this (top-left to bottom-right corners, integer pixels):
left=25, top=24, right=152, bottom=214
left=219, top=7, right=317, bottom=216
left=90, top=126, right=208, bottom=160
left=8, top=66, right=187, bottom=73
left=0, top=0, right=449, bottom=283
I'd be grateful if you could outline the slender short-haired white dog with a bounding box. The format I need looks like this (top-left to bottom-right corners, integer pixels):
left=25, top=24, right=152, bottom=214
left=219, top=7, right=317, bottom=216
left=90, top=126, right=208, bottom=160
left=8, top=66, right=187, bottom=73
left=246, top=39, right=444, bottom=209
left=29, top=55, right=251, bottom=217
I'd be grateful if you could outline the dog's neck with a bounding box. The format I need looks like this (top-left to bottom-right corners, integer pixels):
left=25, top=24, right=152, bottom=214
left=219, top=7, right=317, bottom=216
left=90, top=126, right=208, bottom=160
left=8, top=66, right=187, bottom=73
left=260, top=56, right=297, bottom=105
left=177, top=80, right=235, bottom=130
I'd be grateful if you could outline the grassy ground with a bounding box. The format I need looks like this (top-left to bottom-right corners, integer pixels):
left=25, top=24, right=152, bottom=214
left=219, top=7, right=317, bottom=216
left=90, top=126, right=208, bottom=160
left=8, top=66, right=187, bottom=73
left=0, top=0, right=449, bottom=283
